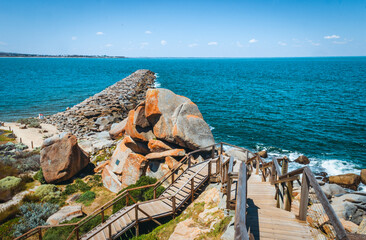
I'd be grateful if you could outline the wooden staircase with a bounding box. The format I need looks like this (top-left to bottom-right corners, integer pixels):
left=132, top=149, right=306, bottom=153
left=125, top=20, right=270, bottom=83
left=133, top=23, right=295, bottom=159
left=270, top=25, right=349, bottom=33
left=82, top=161, right=212, bottom=240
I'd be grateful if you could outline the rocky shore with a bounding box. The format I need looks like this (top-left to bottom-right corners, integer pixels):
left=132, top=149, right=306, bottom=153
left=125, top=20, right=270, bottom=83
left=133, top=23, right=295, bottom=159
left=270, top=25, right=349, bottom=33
left=45, top=69, right=155, bottom=138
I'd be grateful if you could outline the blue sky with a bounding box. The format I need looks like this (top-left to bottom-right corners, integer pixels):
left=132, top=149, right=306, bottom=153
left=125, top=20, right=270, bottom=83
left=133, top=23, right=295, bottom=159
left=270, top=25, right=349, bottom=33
left=0, top=0, right=365, bottom=57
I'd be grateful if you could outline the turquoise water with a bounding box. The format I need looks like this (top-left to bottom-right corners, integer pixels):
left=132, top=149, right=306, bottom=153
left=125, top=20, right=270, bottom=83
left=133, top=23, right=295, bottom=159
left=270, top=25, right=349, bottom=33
left=1, top=57, right=365, bottom=175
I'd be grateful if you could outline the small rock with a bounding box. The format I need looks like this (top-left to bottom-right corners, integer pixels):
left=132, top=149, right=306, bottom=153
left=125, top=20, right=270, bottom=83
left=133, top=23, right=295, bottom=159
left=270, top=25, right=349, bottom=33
left=321, top=183, right=346, bottom=199
left=340, top=219, right=359, bottom=233
left=361, top=169, right=366, bottom=185
left=146, top=149, right=186, bottom=160
left=46, top=205, right=83, bottom=225
left=294, top=155, right=310, bottom=165
left=329, top=173, right=361, bottom=191
left=257, top=150, right=268, bottom=158
left=358, top=217, right=366, bottom=234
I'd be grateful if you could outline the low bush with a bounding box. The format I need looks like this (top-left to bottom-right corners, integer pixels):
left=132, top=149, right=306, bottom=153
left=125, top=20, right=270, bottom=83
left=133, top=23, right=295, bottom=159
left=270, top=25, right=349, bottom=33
left=0, top=176, right=26, bottom=203
left=0, top=176, right=22, bottom=189
left=34, top=184, right=61, bottom=202
left=0, top=217, right=20, bottom=240
left=112, top=176, right=164, bottom=214
left=16, top=118, right=41, bottom=128
left=0, top=162, right=19, bottom=179
left=0, top=204, right=20, bottom=224
left=22, top=193, right=41, bottom=203
left=43, top=215, right=106, bottom=240
left=34, top=169, right=46, bottom=184
left=75, top=179, right=91, bottom=192
left=13, top=202, right=59, bottom=237
left=76, top=191, right=96, bottom=206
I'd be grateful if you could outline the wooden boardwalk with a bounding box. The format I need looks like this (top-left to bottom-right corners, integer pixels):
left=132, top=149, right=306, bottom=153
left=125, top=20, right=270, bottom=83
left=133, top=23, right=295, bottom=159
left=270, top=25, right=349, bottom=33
left=246, top=173, right=313, bottom=240
left=82, top=161, right=211, bottom=240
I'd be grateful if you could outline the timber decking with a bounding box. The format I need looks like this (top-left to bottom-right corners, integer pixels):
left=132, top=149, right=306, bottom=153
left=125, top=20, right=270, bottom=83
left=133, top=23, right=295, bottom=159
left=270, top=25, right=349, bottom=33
left=82, top=161, right=211, bottom=240
left=246, top=173, right=313, bottom=240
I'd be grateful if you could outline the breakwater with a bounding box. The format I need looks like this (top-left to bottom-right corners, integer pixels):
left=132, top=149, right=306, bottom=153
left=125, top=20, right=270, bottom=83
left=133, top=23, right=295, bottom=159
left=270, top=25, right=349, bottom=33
left=45, top=70, right=155, bottom=137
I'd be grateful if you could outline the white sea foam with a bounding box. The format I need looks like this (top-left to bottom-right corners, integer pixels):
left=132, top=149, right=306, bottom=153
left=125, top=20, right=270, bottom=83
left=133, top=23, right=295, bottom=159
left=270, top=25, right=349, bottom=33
left=154, top=73, right=161, bottom=88
left=208, top=124, right=215, bottom=131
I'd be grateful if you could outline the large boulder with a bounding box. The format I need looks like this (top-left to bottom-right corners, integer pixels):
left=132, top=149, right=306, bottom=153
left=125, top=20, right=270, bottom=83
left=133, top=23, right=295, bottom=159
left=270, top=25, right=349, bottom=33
left=119, top=153, right=148, bottom=187
left=110, top=139, right=133, bottom=174
left=146, top=149, right=186, bottom=160
left=294, top=155, right=310, bottom=165
left=46, top=205, right=83, bottom=225
left=361, top=169, right=366, bottom=185
left=145, top=88, right=215, bottom=150
left=320, top=183, right=346, bottom=199
left=331, top=193, right=366, bottom=225
left=146, top=161, right=170, bottom=180
left=257, top=150, right=268, bottom=158
left=102, top=165, right=123, bottom=193
left=40, top=133, right=90, bottom=183
left=148, top=139, right=173, bottom=152
left=109, top=118, right=127, bottom=140
left=124, top=108, right=155, bottom=142
left=329, top=173, right=361, bottom=190
left=124, top=136, right=149, bottom=154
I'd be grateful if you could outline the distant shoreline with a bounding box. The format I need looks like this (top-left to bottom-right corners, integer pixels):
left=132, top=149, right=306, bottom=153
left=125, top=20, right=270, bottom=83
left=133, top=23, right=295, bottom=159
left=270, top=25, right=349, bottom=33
left=0, top=52, right=126, bottom=58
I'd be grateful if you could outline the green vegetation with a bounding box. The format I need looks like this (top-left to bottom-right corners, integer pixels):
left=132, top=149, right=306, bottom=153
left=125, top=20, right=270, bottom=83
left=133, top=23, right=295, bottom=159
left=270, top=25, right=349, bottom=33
left=34, top=184, right=61, bottom=202
left=0, top=176, right=27, bottom=203
left=92, top=145, right=116, bottom=164
left=0, top=130, right=15, bottom=142
left=196, top=216, right=232, bottom=239
left=13, top=202, right=59, bottom=237
left=113, top=176, right=165, bottom=214
left=34, top=169, right=46, bottom=184
left=16, top=118, right=41, bottom=128
left=0, top=204, right=20, bottom=224
left=0, top=176, right=22, bottom=189
left=0, top=217, right=20, bottom=240
left=0, top=162, right=19, bottom=179
left=76, top=191, right=96, bottom=206
left=43, top=215, right=107, bottom=240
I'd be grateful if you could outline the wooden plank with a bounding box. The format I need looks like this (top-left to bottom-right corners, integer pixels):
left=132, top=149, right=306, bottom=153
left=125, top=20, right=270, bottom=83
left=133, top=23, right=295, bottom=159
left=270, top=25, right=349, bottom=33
left=234, top=162, right=250, bottom=240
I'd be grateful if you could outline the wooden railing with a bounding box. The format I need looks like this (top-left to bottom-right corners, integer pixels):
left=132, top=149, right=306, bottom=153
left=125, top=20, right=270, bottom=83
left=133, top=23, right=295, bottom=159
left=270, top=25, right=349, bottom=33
left=13, top=142, right=257, bottom=240
left=259, top=157, right=351, bottom=240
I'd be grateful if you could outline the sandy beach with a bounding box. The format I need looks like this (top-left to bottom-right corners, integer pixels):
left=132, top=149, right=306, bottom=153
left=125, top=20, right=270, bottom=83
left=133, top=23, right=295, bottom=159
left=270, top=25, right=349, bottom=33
left=0, top=122, right=59, bottom=149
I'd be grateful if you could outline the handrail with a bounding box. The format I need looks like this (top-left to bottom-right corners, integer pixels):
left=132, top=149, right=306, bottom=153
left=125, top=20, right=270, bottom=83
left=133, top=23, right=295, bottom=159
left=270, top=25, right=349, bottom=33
left=234, top=162, right=250, bottom=240
left=172, top=160, right=210, bottom=198
left=15, top=142, right=256, bottom=240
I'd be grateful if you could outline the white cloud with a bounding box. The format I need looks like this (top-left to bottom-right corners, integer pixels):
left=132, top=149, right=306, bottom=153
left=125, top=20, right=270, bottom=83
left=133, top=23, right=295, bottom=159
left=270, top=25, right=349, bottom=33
left=188, top=43, right=198, bottom=48
left=96, top=32, right=104, bottom=35
left=105, top=43, right=113, bottom=47
left=332, top=41, right=348, bottom=44
left=145, top=30, right=152, bottom=34
left=0, top=41, right=6, bottom=45
left=324, top=35, right=340, bottom=39
left=208, top=41, right=218, bottom=46
left=236, top=41, right=243, bottom=48
left=307, top=40, right=320, bottom=46
left=278, top=41, right=287, bottom=46
left=249, top=38, right=258, bottom=44
left=140, top=42, right=149, bottom=48
left=71, top=36, right=77, bottom=40
left=161, top=40, right=167, bottom=46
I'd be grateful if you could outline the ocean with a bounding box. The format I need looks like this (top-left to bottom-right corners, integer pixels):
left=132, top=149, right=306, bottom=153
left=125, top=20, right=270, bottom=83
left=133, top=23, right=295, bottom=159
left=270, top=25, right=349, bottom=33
left=1, top=57, right=365, bottom=178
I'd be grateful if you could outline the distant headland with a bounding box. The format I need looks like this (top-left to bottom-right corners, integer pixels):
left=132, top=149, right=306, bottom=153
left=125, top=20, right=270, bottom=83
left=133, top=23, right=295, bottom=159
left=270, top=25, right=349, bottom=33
left=0, top=52, right=126, bottom=58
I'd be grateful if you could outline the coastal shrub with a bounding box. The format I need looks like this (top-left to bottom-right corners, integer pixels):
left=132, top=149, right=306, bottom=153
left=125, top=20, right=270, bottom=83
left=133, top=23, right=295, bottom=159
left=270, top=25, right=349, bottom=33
left=0, top=162, right=19, bottom=179
left=76, top=191, right=96, bottom=206
left=0, top=217, right=20, bottom=240
left=13, top=202, right=59, bottom=237
left=22, top=193, right=41, bottom=203
left=0, top=176, right=22, bottom=189
left=88, top=174, right=103, bottom=187
left=34, top=184, right=61, bottom=202
left=16, top=118, right=41, bottom=128
left=75, top=179, right=91, bottom=192
left=43, top=215, right=105, bottom=240
left=64, top=184, right=78, bottom=195
left=0, top=204, right=20, bottom=224
left=112, top=176, right=164, bottom=214
left=1, top=149, right=40, bottom=174
left=34, top=169, right=46, bottom=184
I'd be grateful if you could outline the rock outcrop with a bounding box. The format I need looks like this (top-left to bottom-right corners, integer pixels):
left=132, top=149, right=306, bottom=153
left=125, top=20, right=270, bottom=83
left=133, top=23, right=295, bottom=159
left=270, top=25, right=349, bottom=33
left=46, top=70, right=155, bottom=149
left=46, top=205, right=83, bottom=225
left=361, top=169, right=366, bottom=185
left=100, top=88, right=215, bottom=191
left=329, top=173, right=361, bottom=190
left=40, top=132, right=90, bottom=183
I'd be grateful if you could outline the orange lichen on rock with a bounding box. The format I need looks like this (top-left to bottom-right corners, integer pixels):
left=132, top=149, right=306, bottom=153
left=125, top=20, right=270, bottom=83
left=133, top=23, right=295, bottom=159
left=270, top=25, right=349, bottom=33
left=146, top=149, right=186, bottom=160
left=145, top=89, right=161, bottom=119
left=148, top=139, right=173, bottom=152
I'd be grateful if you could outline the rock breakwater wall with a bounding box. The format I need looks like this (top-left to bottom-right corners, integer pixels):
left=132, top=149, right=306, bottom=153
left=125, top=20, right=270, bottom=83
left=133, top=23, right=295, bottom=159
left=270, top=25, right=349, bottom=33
left=46, top=70, right=155, bottom=138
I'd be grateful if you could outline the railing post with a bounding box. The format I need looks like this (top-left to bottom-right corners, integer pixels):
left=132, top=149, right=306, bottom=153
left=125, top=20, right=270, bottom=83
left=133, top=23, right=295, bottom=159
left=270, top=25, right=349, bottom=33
left=281, top=157, right=290, bottom=211
left=299, top=172, right=310, bottom=221
left=75, top=226, right=79, bottom=240
left=208, top=160, right=212, bottom=184
left=126, top=194, right=129, bottom=206
left=135, top=205, right=139, bottom=236
left=188, top=155, right=191, bottom=167
left=227, top=176, right=232, bottom=209
left=211, top=145, right=215, bottom=159
left=191, top=178, right=194, bottom=203
left=108, top=223, right=112, bottom=238
left=256, top=155, right=259, bottom=175
left=220, top=142, right=223, bottom=155
left=38, top=228, right=42, bottom=240
left=101, top=208, right=105, bottom=223
left=172, top=196, right=176, bottom=218
left=153, top=188, right=156, bottom=199
left=171, top=172, right=175, bottom=183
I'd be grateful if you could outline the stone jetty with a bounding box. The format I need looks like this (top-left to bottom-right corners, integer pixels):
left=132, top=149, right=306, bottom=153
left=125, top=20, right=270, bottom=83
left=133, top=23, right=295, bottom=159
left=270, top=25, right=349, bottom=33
left=46, top=70, right=155, bottom=138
